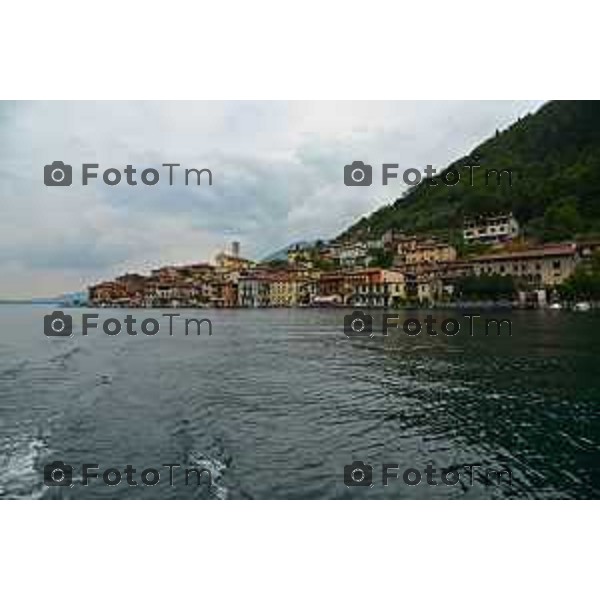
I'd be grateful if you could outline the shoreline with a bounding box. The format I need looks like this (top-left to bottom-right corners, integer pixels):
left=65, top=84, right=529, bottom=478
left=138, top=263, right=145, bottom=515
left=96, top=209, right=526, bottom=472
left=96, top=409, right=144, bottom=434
left=65, top=301, right=597, bottom=311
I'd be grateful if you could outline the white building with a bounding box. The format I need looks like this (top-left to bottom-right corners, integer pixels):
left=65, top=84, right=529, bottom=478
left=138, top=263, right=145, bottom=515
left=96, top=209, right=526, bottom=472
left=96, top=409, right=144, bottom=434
left=338, top=242, right=371, bottom=269
left=463, top=213, right=519, bottom=245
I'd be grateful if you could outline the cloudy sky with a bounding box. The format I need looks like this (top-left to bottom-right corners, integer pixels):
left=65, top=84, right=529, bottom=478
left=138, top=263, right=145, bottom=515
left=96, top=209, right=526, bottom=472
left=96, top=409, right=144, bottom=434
left=0, top=100, right=544, bottom=298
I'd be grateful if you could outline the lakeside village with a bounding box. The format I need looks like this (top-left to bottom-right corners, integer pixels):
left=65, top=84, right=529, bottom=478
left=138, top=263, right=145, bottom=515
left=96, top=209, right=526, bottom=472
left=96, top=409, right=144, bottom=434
left=87, top=213, right=600, bottom=311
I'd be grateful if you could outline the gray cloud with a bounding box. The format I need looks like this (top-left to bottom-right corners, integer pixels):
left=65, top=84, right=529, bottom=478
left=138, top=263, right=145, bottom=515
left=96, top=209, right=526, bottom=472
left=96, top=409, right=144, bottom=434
left=0, top=100, right=544, bottom=297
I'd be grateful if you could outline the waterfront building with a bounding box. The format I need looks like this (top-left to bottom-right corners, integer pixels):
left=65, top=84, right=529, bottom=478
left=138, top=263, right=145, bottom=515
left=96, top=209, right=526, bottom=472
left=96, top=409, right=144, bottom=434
left=350, top=269, right=405, bottom=307
left=300, top=276, right=318, bottom=304
left=399, top=256, right=478, bottom=303
left=416, top=275, right=435, bottom=304
left=211, top=277, right=238, bottom=308
left=268, top=272, right=290, bottom=307
left=238, top=271, right=271, bottom=307
left=89, top=280, right=127, bottom=306
left=467, top=243, right=578, bottom=287
left=268, top=272, right=299, bottom=307
left=316, top=269, right=405, bottom=306
left=146, top=280, right=193, bottom=308
left=317, top=271, right=350, bottom=304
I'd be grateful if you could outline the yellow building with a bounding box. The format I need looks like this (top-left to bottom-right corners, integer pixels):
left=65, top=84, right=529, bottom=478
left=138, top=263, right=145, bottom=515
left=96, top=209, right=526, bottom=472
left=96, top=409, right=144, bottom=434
left=268, top=273, right=309, bottom=306
left=214, top=252, right=254, bottom=272
left=405, top=243, right=457, bottom=266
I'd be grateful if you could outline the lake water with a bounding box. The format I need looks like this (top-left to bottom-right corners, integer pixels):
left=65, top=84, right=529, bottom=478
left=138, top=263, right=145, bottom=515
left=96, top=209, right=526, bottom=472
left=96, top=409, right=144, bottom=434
left=0, top=305, right=598, bottom=499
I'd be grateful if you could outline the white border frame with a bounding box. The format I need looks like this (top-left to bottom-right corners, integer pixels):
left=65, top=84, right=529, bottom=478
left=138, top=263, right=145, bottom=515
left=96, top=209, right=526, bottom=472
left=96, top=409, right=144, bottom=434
left=1, top=1, right=597, bottom=597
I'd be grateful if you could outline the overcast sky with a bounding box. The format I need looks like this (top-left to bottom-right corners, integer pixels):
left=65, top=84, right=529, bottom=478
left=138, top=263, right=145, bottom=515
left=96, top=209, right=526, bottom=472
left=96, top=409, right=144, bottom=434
left=0, top=100, right=544, bottom=298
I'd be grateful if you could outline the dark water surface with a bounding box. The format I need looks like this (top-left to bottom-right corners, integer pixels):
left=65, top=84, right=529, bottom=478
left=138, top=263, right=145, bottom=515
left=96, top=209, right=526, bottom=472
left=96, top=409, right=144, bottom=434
left=0, top=305, right=598, bottom=499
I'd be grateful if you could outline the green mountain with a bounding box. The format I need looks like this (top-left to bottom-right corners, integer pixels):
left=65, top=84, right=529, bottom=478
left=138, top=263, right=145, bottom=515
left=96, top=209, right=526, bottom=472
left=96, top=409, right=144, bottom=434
left=341, top=101, right=600, bottom=244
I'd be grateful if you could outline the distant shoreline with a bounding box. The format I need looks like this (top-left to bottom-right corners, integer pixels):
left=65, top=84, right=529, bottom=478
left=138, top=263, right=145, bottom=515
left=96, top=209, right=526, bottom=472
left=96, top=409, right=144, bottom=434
left=0, top=300, right=595, bottom=312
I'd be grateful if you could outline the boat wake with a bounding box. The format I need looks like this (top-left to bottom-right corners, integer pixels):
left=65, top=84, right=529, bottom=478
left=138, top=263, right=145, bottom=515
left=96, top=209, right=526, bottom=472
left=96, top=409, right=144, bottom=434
left=187, top=447, right=231, bottom=500
left=0, top=429, right=50, bottom=499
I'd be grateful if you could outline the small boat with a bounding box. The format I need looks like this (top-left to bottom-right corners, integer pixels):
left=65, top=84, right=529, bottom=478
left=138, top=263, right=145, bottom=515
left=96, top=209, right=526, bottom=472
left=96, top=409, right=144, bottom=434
left=548, top=302, right=563, bottom=310
left=573, top=301, right=591, bottom=312
left=311, top=295, right=343, bottom=307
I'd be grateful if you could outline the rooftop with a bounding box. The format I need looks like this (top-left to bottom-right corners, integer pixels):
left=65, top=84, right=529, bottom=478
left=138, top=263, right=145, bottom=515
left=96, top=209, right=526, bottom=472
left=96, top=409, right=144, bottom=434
left=468, top=243, right=577, bottom=262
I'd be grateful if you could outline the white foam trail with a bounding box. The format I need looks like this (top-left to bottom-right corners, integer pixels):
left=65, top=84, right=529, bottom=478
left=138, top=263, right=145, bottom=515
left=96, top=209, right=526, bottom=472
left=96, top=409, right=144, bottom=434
left=0, top=432, right=49, bottom=499
left=188, top=450, right=229, bottom=500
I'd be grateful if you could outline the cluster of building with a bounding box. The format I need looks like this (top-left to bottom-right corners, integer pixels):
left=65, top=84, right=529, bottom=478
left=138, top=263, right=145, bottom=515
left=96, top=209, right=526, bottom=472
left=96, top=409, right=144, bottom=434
left=88, top=213, right=600, bottom=308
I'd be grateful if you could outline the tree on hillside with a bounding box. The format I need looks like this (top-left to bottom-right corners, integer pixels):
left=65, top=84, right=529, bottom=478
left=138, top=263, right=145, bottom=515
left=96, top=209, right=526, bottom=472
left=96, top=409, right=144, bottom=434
left=557, top=250, right=600, bottom=300
left=542, top=196, right=584, bottom=241
left=368, top=249, right=394, bottom=268
left=340, top=101, right=600, bottom=243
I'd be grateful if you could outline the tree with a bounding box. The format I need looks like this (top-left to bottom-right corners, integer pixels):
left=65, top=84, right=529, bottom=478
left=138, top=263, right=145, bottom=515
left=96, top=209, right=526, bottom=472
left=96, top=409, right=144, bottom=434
left=339, top=101, right=600, bottom=244
left=368, top=249, right=394, bottom=268
left=542, top=196, right=583, bottom=241
left=558, top=250, right=600, bottom=300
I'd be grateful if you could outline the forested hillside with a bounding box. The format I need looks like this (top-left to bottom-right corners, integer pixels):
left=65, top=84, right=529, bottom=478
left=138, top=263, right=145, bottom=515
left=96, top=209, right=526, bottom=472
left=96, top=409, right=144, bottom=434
left=341, top=101, right=600, bottom=243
